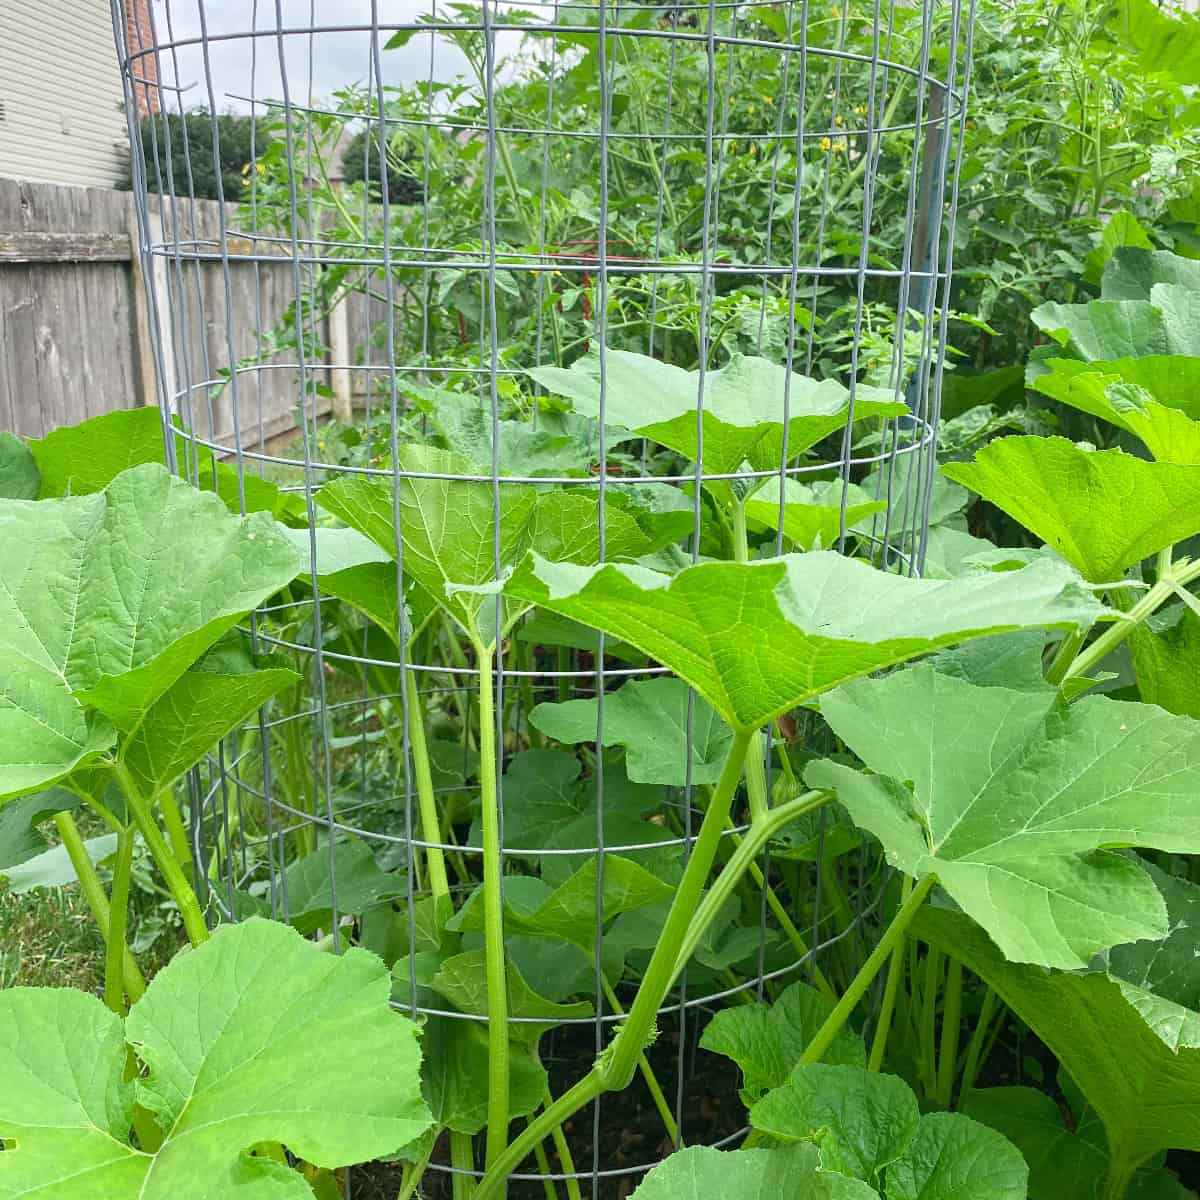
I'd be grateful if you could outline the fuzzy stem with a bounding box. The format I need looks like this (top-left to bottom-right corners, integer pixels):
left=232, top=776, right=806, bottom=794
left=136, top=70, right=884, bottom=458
left=474, top=731, right=755, bottom=1200
left=397, top=1144, right=433, bottom=1200
left=672, top=790, right=832, bottom=980
left=599, top=729, right=753, bottom=1091
left=545, top=1091, right=583, bottom=1200
left=868, top=876, right=913, bottom=1072
left=406, top=670, right=451, bottom=902
left=600, top=976, right=679, bottom=1145
left=531, top=1141, right=560, bottom=1200
left=105, top=825, right=136, bottom=1015
left=111, top=760, right=209, bottom=946
left=1065, top=559, right=1200, bottom=682
left=958, top=986, right=999, bottom=1103
left=476, top=1075, right=605, bottom=1200
left=157, top=789, right=192, bottom=872
left=1044, top=628, right=1086, bottom=685
left=920, top=947, right=943, bottom=1099
left=801, top=875, right=936, bottom=1066
left=451, top=1130, right=476, bottom=1200
left=474, top=639, right=511, bottom=1169
left=53, top=811, right=146, bottom=1002
left=936, top=957, right=964, bottom=1108
left=1101, top=1154, right=1141, bottom=1200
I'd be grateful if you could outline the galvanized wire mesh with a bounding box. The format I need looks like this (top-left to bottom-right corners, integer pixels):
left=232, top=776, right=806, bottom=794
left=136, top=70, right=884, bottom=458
left=112, top=0, right=974, bottom=1194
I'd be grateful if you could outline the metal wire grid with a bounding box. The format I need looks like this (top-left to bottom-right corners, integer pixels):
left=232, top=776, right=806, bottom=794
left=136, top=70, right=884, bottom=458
left=112, top=0, right=975, bottom=1194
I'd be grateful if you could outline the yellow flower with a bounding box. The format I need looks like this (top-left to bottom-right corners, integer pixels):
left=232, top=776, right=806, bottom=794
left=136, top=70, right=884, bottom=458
left=819, top=135, right=833, bottom=151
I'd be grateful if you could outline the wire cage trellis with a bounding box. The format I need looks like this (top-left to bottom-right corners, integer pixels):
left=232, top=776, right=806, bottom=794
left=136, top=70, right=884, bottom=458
left=112, top=0, right=975, bottom=1195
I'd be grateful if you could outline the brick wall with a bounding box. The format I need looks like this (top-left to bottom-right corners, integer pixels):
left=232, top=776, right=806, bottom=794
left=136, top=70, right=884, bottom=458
left=124, top=0, right=160, bottom=116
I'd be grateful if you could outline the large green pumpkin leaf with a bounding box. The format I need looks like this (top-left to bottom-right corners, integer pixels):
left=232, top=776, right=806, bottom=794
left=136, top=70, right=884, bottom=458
left=628, top=1143, right=880, bottom=1200
left=25, top=407, right=304, bottom=521
left=1101, top=248, right=1200, bottom=301
left=1031, top=357, right=1200, bottom=465
left=317, top=444, right=684, bottom=646
left=430, top=950, right=593, bottom=1046
left=743, top=478, right=888, bottom=552
left=317, top=444, right=538, bottom=644
left=700, top=980, right=866, bottom=1106
left=122, top=639, right=298, bottom=798
left=529, top=677, right=733, bottom=786
left=406, top=381, right=598, bottom=477
left=504, top=550, right=1105, bottom=732
left=750, top=1065, right=919, bottom=1183
left=1, top=829, right=117, bottom=895
left=0, top=788, right=79, bottom=872
left=471, top=749, right=668, bottom=859
left=808, top=666, right=1200, bottom=967
left=884, top=1112, right=1029, bottom=1200
left=942, top=436, right=1200, bottom=582
left=1032, top=285, right=1200, bottom=361
left=1129, top=605, right=1200, bottom=720
left=0, top=464, right=301, bottom=800
left=915, top=902, right=1200, bottom=1179
left=748, top=1065, right=1026, bottom=1200
left=0, top=918, right=431, bottom=1198
left=528, top=349, right=905, bottom=481
left=28, top=406, right=166, bottom=498
left=961, top=1085, right=1195, bottom=1200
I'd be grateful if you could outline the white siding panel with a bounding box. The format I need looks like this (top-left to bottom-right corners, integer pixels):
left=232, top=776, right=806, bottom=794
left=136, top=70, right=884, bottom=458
left=0, top=0, right=130, bottom=189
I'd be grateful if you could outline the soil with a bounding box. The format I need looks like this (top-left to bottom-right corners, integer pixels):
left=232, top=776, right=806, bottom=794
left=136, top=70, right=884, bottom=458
left=350, top=1010, right=743, bottom=1200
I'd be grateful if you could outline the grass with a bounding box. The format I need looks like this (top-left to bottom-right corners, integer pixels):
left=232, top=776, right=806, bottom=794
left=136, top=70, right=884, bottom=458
left=1, top=805, right=190, bottom=995
left=0, top=884, right=108, bottom=992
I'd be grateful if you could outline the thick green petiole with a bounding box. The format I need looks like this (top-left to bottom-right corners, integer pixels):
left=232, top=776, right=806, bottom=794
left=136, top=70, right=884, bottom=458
left=474, top=639, right=511, bottom=1170
left=111, top=760, right=209, bottom=947
left=405, top=669, right=451, bottom=903
left=474, top=730, right=756, bottom=1199
left=936, top=957, right=964, bottom=1107
left=451, top=1129, right=476, bottom=1200
left=868, top=876, right=913, bottom=1072
left=1063, top=557, right=1200, bottom=683
left=599, top=976, right=678, bottom=1145
left=958, top=986, right=999, bottom=1101
left=598, top=728, right=754, bottom=1092
left=105, top=825, right=136, bottom=1015
left=53, top=811, right=146, bottom=1003
left=800, top=875, right=936, bottom=1067
left=672, top=790, right=832, bottom=980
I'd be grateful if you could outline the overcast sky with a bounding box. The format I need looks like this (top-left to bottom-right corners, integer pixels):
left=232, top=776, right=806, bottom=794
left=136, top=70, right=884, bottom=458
left=150, top=0, right=491, bottom=112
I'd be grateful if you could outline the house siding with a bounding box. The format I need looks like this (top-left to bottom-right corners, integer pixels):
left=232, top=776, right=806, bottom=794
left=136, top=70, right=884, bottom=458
left=0, top=0, right=130, bottom=189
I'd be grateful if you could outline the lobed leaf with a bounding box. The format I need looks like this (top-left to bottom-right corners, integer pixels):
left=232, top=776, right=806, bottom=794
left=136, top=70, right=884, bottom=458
left=700, top=980, right=865, bottom=1105
left=504, top=550, right=1106, bottom=732
left=628, top=1143, right=880, bottom=1200
left=0, top=918, right=431, bottom=1199
left=0, top=464, right=301, bottom=801
left=809, top=666, right=1200, bottom=967
left=530, top=677, right=733, bottom=786
left=528, top=350, right=905, bottom=484
left=942, top=436, right=1200, bottom=582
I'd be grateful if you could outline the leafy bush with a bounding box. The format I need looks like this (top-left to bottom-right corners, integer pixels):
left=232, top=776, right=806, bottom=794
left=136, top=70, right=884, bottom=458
left=117, top=109, right=271, bottom=201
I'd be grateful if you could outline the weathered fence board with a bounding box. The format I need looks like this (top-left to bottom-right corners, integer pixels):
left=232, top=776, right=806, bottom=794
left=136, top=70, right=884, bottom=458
left=0, top=176, right=331, bottom=446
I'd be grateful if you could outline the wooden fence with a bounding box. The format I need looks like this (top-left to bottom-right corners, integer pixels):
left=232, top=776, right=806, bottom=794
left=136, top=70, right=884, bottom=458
left=0, top=177, right=347, bottom=445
